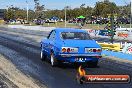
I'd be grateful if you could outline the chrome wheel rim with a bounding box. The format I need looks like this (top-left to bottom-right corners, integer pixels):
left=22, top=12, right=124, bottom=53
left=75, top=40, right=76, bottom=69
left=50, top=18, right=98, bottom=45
left=41, top=51, right=43, bottom=59
left=51, top=54, right=54, bottom=66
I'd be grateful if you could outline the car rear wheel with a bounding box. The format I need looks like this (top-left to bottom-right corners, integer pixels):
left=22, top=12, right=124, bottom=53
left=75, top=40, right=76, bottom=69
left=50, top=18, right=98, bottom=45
left=50, top=53, right=58, bottom=67
left=87, top=61, right=98, bottom=67
left=77, top=77, right=84, bottom=84
left=40, top=51, right=46, bottom=61
left=92, top=61, right=98, bottom=67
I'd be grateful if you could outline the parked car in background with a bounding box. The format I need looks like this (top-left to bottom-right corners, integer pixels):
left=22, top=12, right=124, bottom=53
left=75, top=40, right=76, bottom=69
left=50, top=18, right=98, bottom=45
left=33, top=19, right=43, bottom=25
left=40, top=28, right=102, bottom=67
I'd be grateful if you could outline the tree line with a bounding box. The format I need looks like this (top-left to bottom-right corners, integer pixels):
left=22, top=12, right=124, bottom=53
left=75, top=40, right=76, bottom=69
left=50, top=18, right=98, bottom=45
left=4, top=0, right=130, bottom=21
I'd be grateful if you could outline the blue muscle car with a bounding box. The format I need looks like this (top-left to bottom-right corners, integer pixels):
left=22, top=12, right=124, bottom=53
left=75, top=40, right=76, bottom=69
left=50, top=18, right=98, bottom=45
left=40, top=28, right=102, bottom=67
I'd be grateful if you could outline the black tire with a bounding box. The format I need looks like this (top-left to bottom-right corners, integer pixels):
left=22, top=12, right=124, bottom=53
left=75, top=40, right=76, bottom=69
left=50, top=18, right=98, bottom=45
left=92, top=61, right=98, bottom=67
left=77, top=77, right=84, bottom=84
left=50, top=53, right=58, bottom=67
left=40, top=51, right=47, bottom=61
left=87, top=61, right=98, bottom=67
left=76, top=73, right=84, bottom=84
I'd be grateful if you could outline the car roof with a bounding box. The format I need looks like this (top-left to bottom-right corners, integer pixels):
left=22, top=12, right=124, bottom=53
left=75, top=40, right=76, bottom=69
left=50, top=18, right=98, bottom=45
left=54, top=28, right=87, bottom=33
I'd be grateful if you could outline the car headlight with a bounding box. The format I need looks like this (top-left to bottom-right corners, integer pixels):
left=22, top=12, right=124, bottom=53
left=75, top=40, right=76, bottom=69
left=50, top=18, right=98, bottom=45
left=61, top=47, right=78, bottom=53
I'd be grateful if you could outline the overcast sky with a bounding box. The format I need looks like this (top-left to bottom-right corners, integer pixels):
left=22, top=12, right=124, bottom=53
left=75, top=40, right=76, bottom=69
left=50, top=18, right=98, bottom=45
left=0, top=0, right=130, bottom=10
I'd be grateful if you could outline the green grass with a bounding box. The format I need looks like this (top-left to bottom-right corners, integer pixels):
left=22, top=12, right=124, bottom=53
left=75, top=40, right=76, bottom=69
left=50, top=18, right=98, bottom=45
left=7, top=22, right=132, bottom=30
left=42, top=22, right=107, bottom=30
left=42, top=22, right=131, bottom=30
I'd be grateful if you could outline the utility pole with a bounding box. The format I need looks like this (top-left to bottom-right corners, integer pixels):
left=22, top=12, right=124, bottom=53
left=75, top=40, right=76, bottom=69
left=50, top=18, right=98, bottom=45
left=26, top=0, right=29, bottom=22
left=107, top=13, right=116, bottom=44
left=110, top=13, right=114, bottom=43
left=6, top=6, right=8, bottom=12
left=64, top=6, right=67, bottom=27
left=130, top=0, right=132, bottom=28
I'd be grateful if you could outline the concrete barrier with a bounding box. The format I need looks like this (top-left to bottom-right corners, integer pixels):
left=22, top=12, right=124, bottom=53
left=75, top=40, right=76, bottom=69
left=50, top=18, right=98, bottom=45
left=116, top=28, right=132, bottom=32
left=84, top=28, right=132, bottom=41
left=98, top=42, right=121, bottom=52
left=122, top=43, right=132, bottom=54
left=84, top=29, right=99, bottom=36
left=8, top=25, right=55, bottom=31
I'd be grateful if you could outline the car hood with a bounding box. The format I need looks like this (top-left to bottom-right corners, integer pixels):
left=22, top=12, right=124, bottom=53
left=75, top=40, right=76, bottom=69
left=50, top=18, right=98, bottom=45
left=62, top=40, right=101, bottom=48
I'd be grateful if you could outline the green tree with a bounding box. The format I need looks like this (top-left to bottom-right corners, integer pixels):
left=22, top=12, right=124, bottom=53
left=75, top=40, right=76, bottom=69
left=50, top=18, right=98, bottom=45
left=118, top=4, right=130, bottom=18
left=5, top=6, right=35, bottom=21
left=93, top=0, right=118, bottom=17
left=34, top=0, right=45, bottom=19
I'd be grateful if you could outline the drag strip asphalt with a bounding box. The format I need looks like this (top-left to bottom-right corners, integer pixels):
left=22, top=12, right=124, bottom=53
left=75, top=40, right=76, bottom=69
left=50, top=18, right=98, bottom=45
left=0, top=27, right=132, bottom=88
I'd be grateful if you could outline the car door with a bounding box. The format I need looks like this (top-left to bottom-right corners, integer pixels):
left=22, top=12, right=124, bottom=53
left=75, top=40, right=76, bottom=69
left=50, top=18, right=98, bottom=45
left=46, top=30, right=56, bottom=56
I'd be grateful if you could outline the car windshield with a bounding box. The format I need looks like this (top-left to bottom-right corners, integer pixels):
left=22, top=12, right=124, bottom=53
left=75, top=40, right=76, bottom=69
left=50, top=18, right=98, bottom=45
left=61, top=32, right=91, bottom=40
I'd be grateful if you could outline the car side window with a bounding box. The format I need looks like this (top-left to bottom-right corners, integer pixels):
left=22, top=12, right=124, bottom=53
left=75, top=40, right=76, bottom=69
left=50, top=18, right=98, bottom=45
left=48, top=30, right=56, bottom=40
